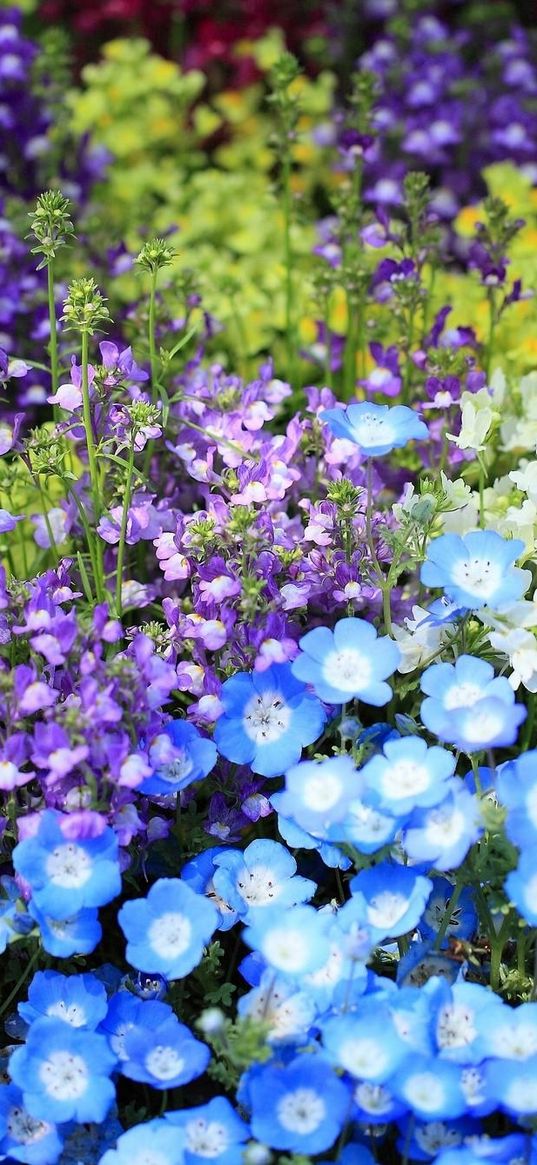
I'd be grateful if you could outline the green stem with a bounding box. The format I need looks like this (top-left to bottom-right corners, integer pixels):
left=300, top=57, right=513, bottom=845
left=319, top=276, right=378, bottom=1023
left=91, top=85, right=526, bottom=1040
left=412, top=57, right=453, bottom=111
left=489, top=915, right=512, bottom=992
left=115, top=438, right=135, bottom=618
left=47, top=261, right=59, bottom=403
left=485, top=289, right=497, bottom=379
left=79, top=333, right=105, bottom=602
left=433, top=876, right=465, bottom=952
left=282, top=150, right=296, bottom=388
left=149, top=269, right=158, bottom=405
left=0, top=945, right=40, bottom=1020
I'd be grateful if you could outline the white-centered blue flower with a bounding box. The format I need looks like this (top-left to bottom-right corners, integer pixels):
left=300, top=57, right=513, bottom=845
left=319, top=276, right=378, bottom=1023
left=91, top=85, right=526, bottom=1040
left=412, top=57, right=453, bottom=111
left=243, top=904, right=331, bottom=978
left=497, top=751, right=537, bottom=850
left=390, top=1055, right=466, bottom=1120
left=99, top=1118, right=186, bottom=1165
left=320, top=402, right=428, bottom=456
left=13, top=810, right=121, bottom=920
left=214, top=664, right=326, bottom=777
left=247, top=1054, right=351, bottom=1156
left=350, top=863, right=432, bottom=941
left=8, top=1017, right=117, bottom=1125
left=118, top=878, right=218, bottom=980
left=292, top=617, right=400, bottom=706
left=165, top=1096, right=249, bottom=1164
left=212, top=839, right=316, bottom=921
left=403, top=786, right=483, bottom=871
left=321, top=1007, right=407, bottom=1083
left=420, top=655, right=517, bottom=739
left=420, top=530, right=530, bottom=610
left=361, top=735, right=456, bottom=816
left=273, top=755, right=360, bottom=837
left=19, top=970, right=108, bottom=1030
left=0, top=1083, right=63, bottom=1165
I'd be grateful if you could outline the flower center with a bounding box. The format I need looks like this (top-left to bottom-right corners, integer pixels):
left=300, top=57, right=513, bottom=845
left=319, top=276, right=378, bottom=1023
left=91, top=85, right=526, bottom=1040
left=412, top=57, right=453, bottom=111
left=237, top=865, right=280, bottom=906
left=381, top=760, right=430, bottom=797
left=47, top=1001, right=86, bottom=1027
left=264, top=928, right=308, bottom=973
left=436, top=1004, right=476, bottom=1049
left=186, top=1119, right=229, bottom=1157
left=39, top=1051, right=89, bottom=1100
left=145, top=1045, right=185, bottom=1081
left=243, top=691, right=291, bottom=745
left=354, top=1083, right=393, bottom=1114
left=403, top=1072, right=444, bottom=1111
left=322, top=648, right=372, bottom=694
left=352, top=414, right=395, bottom=448
left=277, top=1087, right=326, bottom=1134
left=159, top=751, right=194, bottom=784
left=304, top=771, right=343, bottom=811
left=148, top=912, right=192, bottom=959
left=367, top=891, right=407, bottom=930
left=45, top=843, right=93, bottom=888
left=443, top=682, right=484, bottom=710
left=451, top=556, right=502, bottom=599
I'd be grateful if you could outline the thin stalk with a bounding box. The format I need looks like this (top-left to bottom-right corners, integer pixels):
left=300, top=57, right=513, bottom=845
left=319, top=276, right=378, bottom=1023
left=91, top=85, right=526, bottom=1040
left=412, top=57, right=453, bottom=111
left=79, top=333, right=105, bottom=602
left=365, top=458, right=393, bottom=635
left=489, top=914, right=512, bottom=992
left=0, top=945, right=40, bottom=1020
left=47, top=262, right=59, bottom=403
left=115, top=437, right=135, bottom=618
left=149, top=268, right=158, bottom=405
left=282, top=149, right=296, bottom=386
left=433, top=876, right=465, bottom=952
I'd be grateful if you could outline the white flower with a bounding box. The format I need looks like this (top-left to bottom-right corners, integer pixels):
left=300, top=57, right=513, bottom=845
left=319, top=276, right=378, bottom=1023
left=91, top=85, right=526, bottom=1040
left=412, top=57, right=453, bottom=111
left=392, top=607, right=444, bottom=674
left=488, top=628, right=537, bottom=692
left=447, top=390, right=495, bottom=451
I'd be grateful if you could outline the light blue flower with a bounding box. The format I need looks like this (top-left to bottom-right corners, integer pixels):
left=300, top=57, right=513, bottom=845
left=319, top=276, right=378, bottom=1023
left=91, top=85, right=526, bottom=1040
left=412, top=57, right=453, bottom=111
left=350, top=863, right=432, bottom=941
left=429, top=980, right=501, bottom=1064
left=0, top=1083, right=63, bottom=1165
left=390, top=1055, right=466, bottom=1119
left=439, top=696, right=526, bottom=752
left=479, top=1001, right=537, bottom=1064
left=19, top=971, right=108, bottom=1030
left=28, top=902, right=102, bottom=957
left=403, top=786, right=483, bottom=871
left=292, top=617, right=400, bottom=706
left=274, top=755, right=361, bottom=837
left=247, top=1054, right=351, bottom=1155
left=243, top=904, right=331, bottom=978
left=13, top=810, right=121, bottom=920
left=99, top=1119, right=185, bottom=1165
left=485, top=1056, right=537, bottom=1118
left=320, top=402, right=428, bottom=456
left=361, top=735, right=455, bottom=817
left=270, top=796, right=352, bottom=870
left=214, top=663, right=326, bottom=777
left=121, top=1013, right=209, bottom=1089
left=420, top=531, right=529, bottom=610
left=421, top=655, right=518, bottom=741
left=166, top=1097, right=249, bottom=1164
left=497, top=751, right=537, bottom=850
left=212, top=839, right=316, bottom=921
left=8, top=1017, right=117, bottom=1124
left=98, top=993, right=173, bottom=1061
left=321, top=1006, right=407, bottom=1082
left=505, top=852, right=537, bottom=926
left=140, top=720, right=217, bottom=796
left=118, top=878, right=218, bottom=979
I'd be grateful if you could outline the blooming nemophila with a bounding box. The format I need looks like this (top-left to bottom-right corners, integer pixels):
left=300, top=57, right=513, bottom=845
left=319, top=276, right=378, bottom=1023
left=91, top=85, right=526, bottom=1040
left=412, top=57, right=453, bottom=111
left=165, top=1096, right=249, bottom=1164
left=99, top=1119, right=186, bottom=1165
left=98, top=994, right=173, bottom=1061
left=390, top=1055, right=466, bottom=1120
left=350, top=863, right=432, bottom=941
left=246, top=1054, right=351, bottom=1155
left=118, top=878, right=218, bottom=979
left=213, top=663, right=326, bottom=777
left=211, top=838, right=316, bottom=921
left=27, top=902, right=102, bottom=957
left=419, top=877, right=478, bottom=948
left=19, top=970, right=108, bottom=1030
left=403, top=786, right=483, bottom=871
left=321, top=1005, right=407, bottom=1083
left=504, top=851, right=537, bottom=927
left=121, top=1013, right=209, bottom=1089
left=237, top=969, right=316, bottom=1045
left=8, top=1016, right=117, bottom=1124
left=420, top=531, right=530, bottom=610
left=272, top=754, right=360, bottom=837
left=292, top=617, right=400, bottom=706
left=243, top=904, right=331, bottom=977
left=360, top=735, right=456, bottom=816
left=420, top=655, right=518, bottom=740
left=140, top=720, right=217, bottom=796
left=13, top=810, right=121, bottom=919
left=320, top=402, right=428, bottom=456
left=497, top=750, right=537, bottom=850
left=0, top=1083, right=63, bottom=1165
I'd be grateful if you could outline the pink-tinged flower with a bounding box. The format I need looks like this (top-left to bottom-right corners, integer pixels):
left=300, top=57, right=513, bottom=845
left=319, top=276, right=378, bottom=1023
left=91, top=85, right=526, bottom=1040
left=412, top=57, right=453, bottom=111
left=118, top=754, right=152, bottom=788
left=154, top=532, right=191, bottom=581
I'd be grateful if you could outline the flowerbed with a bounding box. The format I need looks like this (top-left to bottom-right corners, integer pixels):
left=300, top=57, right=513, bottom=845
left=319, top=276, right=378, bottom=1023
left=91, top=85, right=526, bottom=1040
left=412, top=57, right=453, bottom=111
left=1, top=3, right=537, bottom=1164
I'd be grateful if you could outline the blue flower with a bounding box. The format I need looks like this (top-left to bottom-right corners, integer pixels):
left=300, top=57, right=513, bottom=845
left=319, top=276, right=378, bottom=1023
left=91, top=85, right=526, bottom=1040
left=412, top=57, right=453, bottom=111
left=140, top=720, right=217, bottom=796
left=0, top=1083, right=63, bottom=1165
left=237, top=970, right=316, bottom=1045
left=396, top=943, right=461, bottom=988
left=403, top=787, right=483, bottom=871
left=361, top=736, right=455, bottom=817
left=214, top=664, right=326, bottom=777
left=420, top=531, right=529, bottom=610
left=19, top=971, right=108, bottom=1030
left=98, top=993, right=173, bottom=1061
left=273, top=755, right=361, bottom=837
left=28, top=902, right=102, bottom=957
left=421, top=655, right=520, bottom=743
left=320, top=402, right=428, bottom=456
left=166, top=1097, right=249, bottom=1164
left=429, top=979, right=500, bottom=1063
left=13, top=811, right=121, bottom=919
left=479, top=1000, right=537, bottom=1065
left=8, top=1017, right=117, bottom=1124
left=497, top=752, right=537, bottom=850
left=418, top=877, right=478, bottom=948
left=99, top=1119, right=185, bottom=1165
left=243, top=904, right=331, bottom=978
left=350, top=863, right=432, bottom=941
left=292, top=617, right=400, bottom=706
left=485, top=1056, right=537, bottom=1118
left=438, top=697, right=525, bottom=752
left=247, top=1054, right=351, bottom=1155
left=270, top=797, right=352, bottom=870
left=118, top=878, right=218, bottom=979
left=121, top=1014, right=209, bottom=1089
left=181, top=847, right=238, bottom=931
left=390, top=1055, right=466, bottom=1119
left=505, top=852, right=537, bottom=926
left=212, top=839, right=316, bottom=921
left=321, top=1006, right=407, bottom=1082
